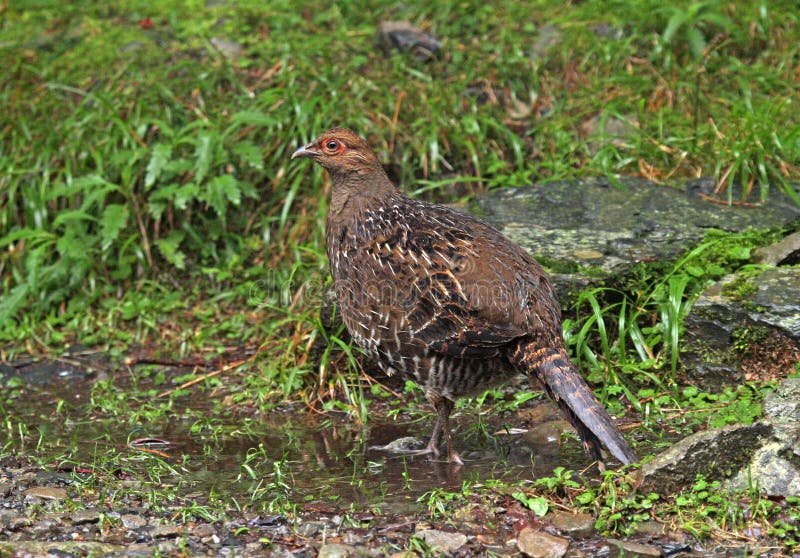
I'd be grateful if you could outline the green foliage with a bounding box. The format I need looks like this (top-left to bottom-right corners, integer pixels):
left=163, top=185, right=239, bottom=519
left=771, top=497, right=800, bottom=550
left=512, top=491, right=549, bottom=516
left=1, top=12, right=798, bottom=550
left=655, top=1, right=736, bottom=64
left=2, top=0, right=799, bottom=345
left=564, top=226, right=785, bottom=417
left=679, top=384, right=766, bottom=428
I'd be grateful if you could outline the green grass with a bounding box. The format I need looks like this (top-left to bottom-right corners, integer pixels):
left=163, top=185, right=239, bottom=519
left=1, top=0, right=800, bottom=548
left=3, top=0, right=799, bottom=347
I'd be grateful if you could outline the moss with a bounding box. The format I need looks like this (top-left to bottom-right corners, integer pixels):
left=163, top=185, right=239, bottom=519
left=732, top=326, right=770, bottom=353
left=721, top=273, right=759, bottom=303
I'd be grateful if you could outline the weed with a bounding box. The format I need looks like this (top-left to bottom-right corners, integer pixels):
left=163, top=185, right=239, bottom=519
left=512, top=491, right=549, bottom=516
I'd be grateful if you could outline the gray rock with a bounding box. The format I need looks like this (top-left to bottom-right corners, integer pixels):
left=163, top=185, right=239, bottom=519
left=69, top=509, right=101, bottom=525
left=517, top=527, right=569, bottom=558
left=370, top=436, right=425, bottom=453
left=523, top=420, right=572, bottom=447
left=0, top=541, right=126, bottom=555
left=415, top=528, right=468, bottom=553
left=548, top=510, right=595, bottom=538
left=724, top=429, right=800, bottom=496
left=470, top=177, right=799, bottom=289
left=0, top=510, right=21, bottom=529
left=29, top=517, right=60, bottom=538
left=190, top=523, right=216, bottom=537
left=764, top=378, right=800, bottom=422
left=151, top=523, right=182, bottom=538
left=753, top=230, right=800, bottom=266
left=23, top=486, right=67, bottom=500
left=318, top=543, right=377, bottom=558
left=607, top=538, right=663, bottom=557
left=641, top=422, right=773, bottom=493
left=377, top=21, right=441, bottom=62
left=295, top=520, right=327, bottom=537
left=683, top=268, right=800, bottom=389
left=121, top=513, right=148, bottom=529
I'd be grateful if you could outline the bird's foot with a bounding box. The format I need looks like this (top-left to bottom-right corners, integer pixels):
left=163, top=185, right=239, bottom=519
left=420, top=440, right=463, bottom=465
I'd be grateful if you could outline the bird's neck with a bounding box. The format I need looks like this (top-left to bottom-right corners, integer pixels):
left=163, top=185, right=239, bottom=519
left=329, top=166, right=396, bottom=218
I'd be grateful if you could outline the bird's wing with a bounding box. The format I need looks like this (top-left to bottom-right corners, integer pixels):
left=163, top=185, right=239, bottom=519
left=395, top=210, right=559, bottom=359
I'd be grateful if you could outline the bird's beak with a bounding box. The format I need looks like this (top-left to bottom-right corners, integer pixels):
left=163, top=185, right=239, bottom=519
left=291, top=143, right=318, bottom=159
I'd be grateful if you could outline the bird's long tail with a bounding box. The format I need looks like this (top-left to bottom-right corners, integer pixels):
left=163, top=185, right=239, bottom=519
left=511, top=341, right=637, bottom=466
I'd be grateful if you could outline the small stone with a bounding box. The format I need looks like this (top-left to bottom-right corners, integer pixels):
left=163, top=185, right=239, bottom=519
left=549, top=510, right=595, bottom=538
left=119, top=41, right=144, bottom=53
left=151, top=523, right=182, bottom=538
left=318, top=543, right=362, bottom=558
left=753, top=230, right=800, bottom=265
left=210, top=37, right=243, bottom=60
left=531, top=25, right=562, bottom=59
left=121, top=514, right=148, bottom=529
left=0, top=481, right=12, bottom=497
left=30, top=517, right=60, bottom=538
left=8, top=516, right=32, bottom=531
left=69, top=509, right=101, bottom=525
left=371, top=437, right=425, bottom=453
left=295, top=520, right=326, bottom=537
left=607, top=538, right=663, bottom=557
left=523, top=420, right=572, bottom=446
left=24, top=486, right=67, bottom=500
left=517, top=527, right=569, bottom=558
left=633, top=521, right=667, bottom=536
left=341, top=531, right=366, bottom=545
left=377, top=21, right=442, bottom=62
left=0, top=510, right=21, bottom=529
left=190, top=523, right=216, bottom=537
left=157, top=541, right=178, bottom=554
left=415, top=529, right=468, bottom=554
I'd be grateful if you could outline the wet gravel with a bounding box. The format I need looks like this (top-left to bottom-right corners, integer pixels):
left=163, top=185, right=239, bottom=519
left=0, top=455, right=783, bottom=557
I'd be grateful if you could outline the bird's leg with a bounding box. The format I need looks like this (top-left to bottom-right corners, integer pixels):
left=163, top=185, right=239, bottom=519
left=424, top=412, right=445, bottom=458
left=431, top=397, right=463, bottom=465
left=411, top=397, right=462, bottom=464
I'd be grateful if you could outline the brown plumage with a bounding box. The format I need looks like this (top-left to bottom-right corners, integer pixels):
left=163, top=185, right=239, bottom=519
left=292, top=127, right=637, bottom=467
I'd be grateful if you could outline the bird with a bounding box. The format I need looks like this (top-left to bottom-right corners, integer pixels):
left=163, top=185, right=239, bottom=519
left=292, top=127, right=637, bottom=467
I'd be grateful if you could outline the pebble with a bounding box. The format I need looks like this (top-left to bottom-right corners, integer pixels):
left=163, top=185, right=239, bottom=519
left=151, top=523, right=182, bottom=538
left=190, top=523, right=216, bottom=537
left=8, top=516, right=32, bottom=531
left=295, top=520, right=327, bottom=537
left=607, top=538, right=663, bottom=557
left=318, top=543, right=357, bottom=558
left=69, top=509, right=101, bottom=525
left=121, top=514, right=148, bottom=529
left=370, top=437, right=425, bottom=453
left=414, top=529, right=467, bottom=553
left=29, top=518, right=59, bottom=538
left=517, top=527, right=569, bottom=558
left=0, top=510, right=21, bottom=529
left=549, top=510, right=595, bottom=538
left=23, top=486, right=67, bottom=500
left=209, top=37, right=243, bottom=60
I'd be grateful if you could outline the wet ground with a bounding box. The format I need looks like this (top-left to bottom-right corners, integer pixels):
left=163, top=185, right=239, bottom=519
left=0, top=356, right=785, bottom=556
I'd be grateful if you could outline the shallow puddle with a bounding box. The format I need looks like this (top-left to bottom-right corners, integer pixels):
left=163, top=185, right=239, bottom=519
left=2, top=356, right=577, bottom=514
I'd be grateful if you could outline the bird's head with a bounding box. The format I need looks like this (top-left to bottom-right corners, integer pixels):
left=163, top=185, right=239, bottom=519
left=291, top=128, right=382, bottom=176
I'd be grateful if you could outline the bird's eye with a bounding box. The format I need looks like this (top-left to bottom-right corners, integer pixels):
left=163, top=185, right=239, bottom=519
left=325, top=140, right=339, bottom=151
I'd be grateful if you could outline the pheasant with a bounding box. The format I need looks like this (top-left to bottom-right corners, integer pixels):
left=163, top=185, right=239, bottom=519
left=292, top=127, right=637, bottom=466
